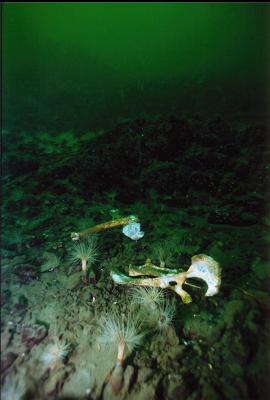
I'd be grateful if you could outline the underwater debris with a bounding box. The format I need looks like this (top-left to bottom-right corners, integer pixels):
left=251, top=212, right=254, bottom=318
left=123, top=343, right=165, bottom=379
left=71, top=215, right=139, bottom=240
left=111, top=254, right=221, bottom=303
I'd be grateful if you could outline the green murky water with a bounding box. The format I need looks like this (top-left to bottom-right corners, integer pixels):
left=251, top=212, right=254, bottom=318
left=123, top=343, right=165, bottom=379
left=2, top=3, right=270, bottom=400
left=3, top=3, right=269, bottom=131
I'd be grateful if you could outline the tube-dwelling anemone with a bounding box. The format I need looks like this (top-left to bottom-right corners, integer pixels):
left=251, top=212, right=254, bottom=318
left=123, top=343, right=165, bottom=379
left=129, top=286, right=164, bottom=311
left=40, top=338, right=70, bottom=370
left=143, top=297, right=176, bottom=333
left=69, top=235, right=99, bottom=274
left=98, top=311, right=145, bottom=394
left=155, top=299, right=175, bottom=333
left=98, top=311, right=144, bottom=358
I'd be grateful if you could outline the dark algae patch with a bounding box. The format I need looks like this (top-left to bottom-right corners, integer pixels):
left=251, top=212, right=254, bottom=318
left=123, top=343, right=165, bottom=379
left=2, top=3, right=270, bottom=400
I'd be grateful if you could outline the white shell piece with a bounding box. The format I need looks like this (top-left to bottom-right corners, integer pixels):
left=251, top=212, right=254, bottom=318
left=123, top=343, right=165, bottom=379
left=122, top=222, right=144, bottom=241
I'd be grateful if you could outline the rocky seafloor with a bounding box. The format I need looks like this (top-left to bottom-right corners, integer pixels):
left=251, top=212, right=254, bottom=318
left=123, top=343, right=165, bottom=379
left=1, top=114, right=270, bottom=399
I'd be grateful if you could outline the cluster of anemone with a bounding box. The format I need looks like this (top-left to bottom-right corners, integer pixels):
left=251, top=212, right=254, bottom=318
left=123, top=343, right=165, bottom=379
left=129, top=286, right=175, bottom=333
left=96, top=287, right=176, bottom=395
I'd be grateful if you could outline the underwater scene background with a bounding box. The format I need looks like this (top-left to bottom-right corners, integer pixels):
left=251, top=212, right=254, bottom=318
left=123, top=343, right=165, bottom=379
left=1, top=3, right=270, bottom=400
